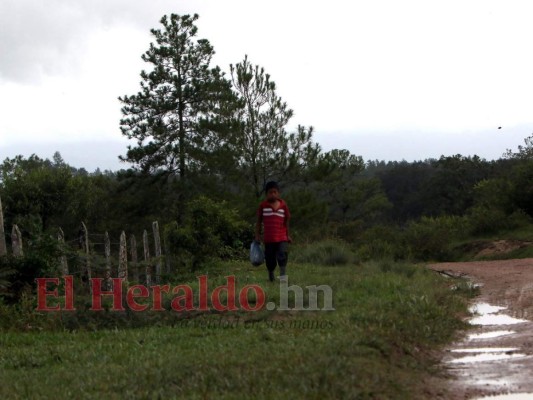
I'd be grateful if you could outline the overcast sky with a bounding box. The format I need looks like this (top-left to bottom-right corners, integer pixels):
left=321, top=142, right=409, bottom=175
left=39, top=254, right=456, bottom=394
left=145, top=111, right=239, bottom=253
left=1, top=0, right=532, bottom=171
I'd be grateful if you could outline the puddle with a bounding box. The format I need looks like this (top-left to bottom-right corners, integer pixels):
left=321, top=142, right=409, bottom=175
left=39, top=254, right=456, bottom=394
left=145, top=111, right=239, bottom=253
left=474, top=394, right=533, bottom=400
left=449, top=353, right=528, bottom=364
left=470, top=303, right=506, bottom=314
left=469, top=302, right=528, bottom=326
left=470, top=314, right=529, bottom=325
left=475, top=379, right=514, bottom=386
left=451, top=347, right=518, bottom=353
left=446, top=301, right=533, bottom=396
left=449, top=303, right=529, bottom=363
left=468, top=330, right=515, bottom=340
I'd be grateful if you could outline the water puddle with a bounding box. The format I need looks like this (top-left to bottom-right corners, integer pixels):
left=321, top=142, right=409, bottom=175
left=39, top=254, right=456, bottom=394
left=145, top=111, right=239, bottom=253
left=469, top=303, right=528, bottom=326
left=449, top=353, right=527, bottom=364
left=470, top=303, right=506, bottom=314
left=451, top=347, right=518, bottom=353
left=448, top=303, right=529, bottom=364
left=470, top=314, right=529, bottom=325
left=446, top=299, right=533, bottom=397
left=474, top=394, right=533, bottom=400
left=468, top=330, right=515, bottom=340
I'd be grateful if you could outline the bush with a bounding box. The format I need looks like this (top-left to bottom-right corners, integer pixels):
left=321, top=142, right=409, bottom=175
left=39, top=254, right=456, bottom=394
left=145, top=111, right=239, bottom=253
left=466, top=207, right=531, bottom=236
left=403, top=216, right=465, bottom=261
left=354, top=225, right=404, bottom=261
left=164, top=196, right=252, bottom=270
left=335, top=220, right=365, bottom=243
left=466, top=206, right=509, bottom=235
left=0, top=233, right=64, bottom=303
left=0, top=264, right=15, bottom=295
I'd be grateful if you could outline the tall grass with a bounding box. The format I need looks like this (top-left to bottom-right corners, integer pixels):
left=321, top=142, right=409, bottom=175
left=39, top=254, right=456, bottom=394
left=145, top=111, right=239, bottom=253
left=290, top=239, right=355, bottom=266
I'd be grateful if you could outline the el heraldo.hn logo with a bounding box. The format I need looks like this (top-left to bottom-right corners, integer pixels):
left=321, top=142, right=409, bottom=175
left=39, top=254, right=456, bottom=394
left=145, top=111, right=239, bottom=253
left=36, top=275, right=335, bottom=312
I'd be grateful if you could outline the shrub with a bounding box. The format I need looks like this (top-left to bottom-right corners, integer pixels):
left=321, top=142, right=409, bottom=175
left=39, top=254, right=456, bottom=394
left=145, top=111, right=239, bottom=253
left=336, top=220, right=365, bottom=243
left=0, top=233, right=63, bottom=303
left=164, top=196, right=251, bottom=270
left=0, top=264, right=15, bottom=294
left=465, top=207, right=531, bottom=236
left=403, top=216, right=465, bottom=261
left=354, top=225, right=404, bottom=261
left=466, top=206, right=509, bottom=236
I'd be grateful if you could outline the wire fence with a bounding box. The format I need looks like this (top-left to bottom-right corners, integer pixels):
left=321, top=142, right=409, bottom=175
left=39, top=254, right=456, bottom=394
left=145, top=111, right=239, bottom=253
left=0, top=212, right=164, bottom=286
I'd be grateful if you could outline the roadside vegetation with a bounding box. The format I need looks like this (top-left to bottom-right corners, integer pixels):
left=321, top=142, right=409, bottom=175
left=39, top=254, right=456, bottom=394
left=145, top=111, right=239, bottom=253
left=0, top=259, right=477, bottom=399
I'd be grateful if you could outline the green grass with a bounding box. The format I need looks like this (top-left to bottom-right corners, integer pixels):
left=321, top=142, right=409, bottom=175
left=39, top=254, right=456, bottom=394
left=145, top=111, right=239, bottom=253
left=0, top=260, right=474, bottom=399
left=290, top=239, right=356, bottom=265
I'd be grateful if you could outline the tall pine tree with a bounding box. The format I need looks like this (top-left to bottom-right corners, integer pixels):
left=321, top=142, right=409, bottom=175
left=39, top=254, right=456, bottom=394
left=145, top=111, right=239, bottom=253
left=229, top=55, right=320, bottom=197
left=119, top=14, right=235, bottom=179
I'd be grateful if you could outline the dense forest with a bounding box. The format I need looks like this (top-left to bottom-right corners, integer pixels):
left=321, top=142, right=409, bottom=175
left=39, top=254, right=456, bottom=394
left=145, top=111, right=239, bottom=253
left=1, top=135, right=531, bottom=265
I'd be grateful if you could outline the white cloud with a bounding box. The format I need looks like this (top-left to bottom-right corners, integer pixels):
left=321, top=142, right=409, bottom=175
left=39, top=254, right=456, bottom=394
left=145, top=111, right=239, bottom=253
left=0, top=0, right=200, bottom=83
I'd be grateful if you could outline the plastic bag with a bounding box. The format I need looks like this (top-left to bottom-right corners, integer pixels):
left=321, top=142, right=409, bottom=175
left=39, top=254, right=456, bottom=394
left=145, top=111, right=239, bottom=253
left=250, top=241, right=265, bottom=266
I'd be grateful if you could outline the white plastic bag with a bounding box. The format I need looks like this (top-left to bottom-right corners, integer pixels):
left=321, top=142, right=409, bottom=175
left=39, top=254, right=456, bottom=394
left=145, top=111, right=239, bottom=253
left=250, top=241, right=264, bottom=266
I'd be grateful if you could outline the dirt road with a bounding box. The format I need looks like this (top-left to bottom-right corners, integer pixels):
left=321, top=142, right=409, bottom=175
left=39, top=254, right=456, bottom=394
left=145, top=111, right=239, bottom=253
left=428, top=258, right=533, bottom=399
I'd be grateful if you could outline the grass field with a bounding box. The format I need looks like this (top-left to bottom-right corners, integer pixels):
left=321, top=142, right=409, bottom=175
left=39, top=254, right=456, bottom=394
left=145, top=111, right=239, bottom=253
left=0, top=260, right=474, bottom=399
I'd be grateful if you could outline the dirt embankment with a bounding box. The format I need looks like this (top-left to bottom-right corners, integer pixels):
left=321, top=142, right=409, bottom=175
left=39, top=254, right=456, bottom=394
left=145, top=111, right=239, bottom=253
left=458, top=240, right=533, bottom=259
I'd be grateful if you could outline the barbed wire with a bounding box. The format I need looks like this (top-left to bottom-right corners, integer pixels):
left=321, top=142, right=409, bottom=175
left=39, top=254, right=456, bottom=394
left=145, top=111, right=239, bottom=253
left=1, top=220, right=168, bottom=281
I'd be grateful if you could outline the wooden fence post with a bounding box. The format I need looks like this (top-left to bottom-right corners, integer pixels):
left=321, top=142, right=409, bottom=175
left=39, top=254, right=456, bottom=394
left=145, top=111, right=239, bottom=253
left=12, top=224, right=23, bottom=257
left=118, top=231, right=128, bottom=280
left=152, top=221, right=161, bottom=284
left=143, top=230, right=151, bottom=286
left=58, top=228, right=69, bottom=275
left=79, top=222, right=91, bottom=281
left=130, top=234, right=138, bottom=282
left=104, top=231, right=112, bottom=290
left=0, top=196, right=6, bottom=256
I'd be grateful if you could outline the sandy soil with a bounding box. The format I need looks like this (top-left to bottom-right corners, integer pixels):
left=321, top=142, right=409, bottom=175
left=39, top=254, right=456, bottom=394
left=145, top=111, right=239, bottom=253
left=428, top=258, right=533, bottom=399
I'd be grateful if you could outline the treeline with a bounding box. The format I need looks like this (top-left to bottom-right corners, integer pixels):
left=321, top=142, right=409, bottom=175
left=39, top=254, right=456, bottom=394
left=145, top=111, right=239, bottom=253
left=1, top=135, right=531, bottom=263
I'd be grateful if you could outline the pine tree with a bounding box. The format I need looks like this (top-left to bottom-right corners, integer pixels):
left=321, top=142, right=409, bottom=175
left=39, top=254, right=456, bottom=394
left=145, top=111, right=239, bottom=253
left=229, top=55, right=320, bottom=197
left=119, top=14, right=235, bottom=178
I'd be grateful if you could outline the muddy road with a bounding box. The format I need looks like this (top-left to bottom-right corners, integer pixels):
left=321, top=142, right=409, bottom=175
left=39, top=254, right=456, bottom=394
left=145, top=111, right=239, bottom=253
left=428, top=258, right=533, bottom=399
